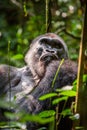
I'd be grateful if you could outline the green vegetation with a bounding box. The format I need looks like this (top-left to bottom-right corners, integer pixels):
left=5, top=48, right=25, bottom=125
left=0, top=0, right=86, bottom=130
left=0, top=0, right=82, bottom=67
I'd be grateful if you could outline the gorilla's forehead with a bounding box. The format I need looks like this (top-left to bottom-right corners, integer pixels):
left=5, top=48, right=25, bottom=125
left=31, top=33, right=60, bottom=44
left=31, top=33, right=66, bottom=47
left=45, top=33, right=59, bottom=38
left=38, top=37, right=62, bottom=44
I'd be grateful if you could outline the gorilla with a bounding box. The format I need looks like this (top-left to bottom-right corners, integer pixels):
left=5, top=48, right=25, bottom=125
left=0, top=33, right=68, bottom=101
left=0, top=33, right=77, bottom=130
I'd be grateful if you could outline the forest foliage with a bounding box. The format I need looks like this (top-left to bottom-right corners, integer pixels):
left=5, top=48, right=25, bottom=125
left=0, top=0, right=82, bottom=67
left=0, top=0, right=86, bottom=129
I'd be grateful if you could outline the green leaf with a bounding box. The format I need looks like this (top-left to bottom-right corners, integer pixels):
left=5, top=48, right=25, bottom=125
left=73, top=79, right=77, bottom=91
left=20, top=114, right=54, bottom=124
left=52, top=96, right=68, bottom=105
left=83, top=74, right=87, bottom=82
left=55, top=88, right=63, bottom=92
left=60, top=90, right=76, bottom=97
left=37, top=127, right=47, bottom=130
left=39, top=93, right=57, bottom=100
left=12, top=54, right=23, bottom=60
left=69, top=113, right=80, bottom=121
left=75, top=126, right=84, bottom=129
left=61, top=109, right=72, bottom=117
left=73, top=74, right=87, bottom=91
left=0, top=121, right=24, bottom=129
left=0, top=100, right=15, bottom=109
left=5, top=112, right=22, bottom=120
left=39, top=110, right=55, bottom=118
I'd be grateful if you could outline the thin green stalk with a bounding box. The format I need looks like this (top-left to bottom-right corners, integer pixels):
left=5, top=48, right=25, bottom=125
left=50, top=59, right=64, bottom=130
left=23, top=1, right=27, bottom=16
left=46, top=0, right=52, bottom=32
left=8, top=40, right=11, bottom=104
left=46, top=0, right=49, bottom=32
left=52, top=59, right=64, bottom=88
left=56, top=98, right=68, bottom=130
left=8, top=40, right=12, bottom=130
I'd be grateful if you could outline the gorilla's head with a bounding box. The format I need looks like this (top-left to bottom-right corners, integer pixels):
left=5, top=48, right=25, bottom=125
left=25, top=33, right=68, bottom=80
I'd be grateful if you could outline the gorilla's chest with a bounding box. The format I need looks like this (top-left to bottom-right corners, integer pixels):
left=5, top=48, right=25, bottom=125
left=5, top=66, right=36, bottom=102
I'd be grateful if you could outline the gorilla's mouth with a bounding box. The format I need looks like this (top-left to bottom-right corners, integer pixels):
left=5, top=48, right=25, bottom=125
left=40, top=53, right=58, bottom=62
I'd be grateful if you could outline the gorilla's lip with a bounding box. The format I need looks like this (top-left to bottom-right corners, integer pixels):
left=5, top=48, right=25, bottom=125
left=40, top=53, right=58, bottom=62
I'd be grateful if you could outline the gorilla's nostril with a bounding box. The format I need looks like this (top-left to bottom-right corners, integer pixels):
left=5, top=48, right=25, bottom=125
left=46, top=49, right=55, bottom=53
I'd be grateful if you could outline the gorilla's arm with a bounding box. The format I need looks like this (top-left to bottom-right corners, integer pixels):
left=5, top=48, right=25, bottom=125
left=19, top=60, right=77, bottom=115
left=0, top=64, right=37, bottom=99
left=32, top=60, right=77, bottom=94
left=18, top=60, right=77, bottom=130
left=0, top=65, right=21, bottom=95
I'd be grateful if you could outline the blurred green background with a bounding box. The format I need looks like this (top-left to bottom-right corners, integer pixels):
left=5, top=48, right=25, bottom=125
left=0, top=0, right=83, bottom=67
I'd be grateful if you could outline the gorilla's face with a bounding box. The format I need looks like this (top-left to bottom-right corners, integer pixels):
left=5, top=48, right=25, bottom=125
left=25, top=33, right=68, bottom=79
left=31, top=38, right=59, bottom=64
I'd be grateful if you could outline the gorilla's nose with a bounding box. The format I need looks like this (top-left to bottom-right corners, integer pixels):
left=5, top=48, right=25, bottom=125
left=45, top=48, right=56, bottom=54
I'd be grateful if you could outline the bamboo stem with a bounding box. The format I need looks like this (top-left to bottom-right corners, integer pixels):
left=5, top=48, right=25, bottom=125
left=74, top=2, right=87, bottom=129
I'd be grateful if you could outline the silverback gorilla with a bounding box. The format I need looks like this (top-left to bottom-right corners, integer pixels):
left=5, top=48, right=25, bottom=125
left=0, top=33, right=77, bottom=130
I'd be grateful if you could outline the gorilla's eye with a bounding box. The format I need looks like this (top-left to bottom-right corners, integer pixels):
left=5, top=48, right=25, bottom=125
left=51, top=41, right=62, bottom=49
left=56, top=44, right=62, bottom=49
left=37, top=48, right=43, bottom=55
